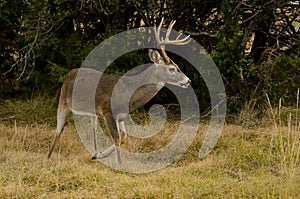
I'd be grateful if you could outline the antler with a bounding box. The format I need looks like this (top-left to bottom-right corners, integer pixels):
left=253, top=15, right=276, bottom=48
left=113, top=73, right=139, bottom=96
left=154, top=18, right=191, bottom=63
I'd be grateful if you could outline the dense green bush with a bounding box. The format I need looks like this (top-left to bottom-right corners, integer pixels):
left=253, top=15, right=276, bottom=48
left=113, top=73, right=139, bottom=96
left=1, top=0, right=299, bottom=116
left=245, top=46, right=300, bottom=106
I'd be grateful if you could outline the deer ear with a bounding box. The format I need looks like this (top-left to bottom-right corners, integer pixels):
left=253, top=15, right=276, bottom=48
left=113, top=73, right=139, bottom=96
left=149, top=49, right=162, bottom=64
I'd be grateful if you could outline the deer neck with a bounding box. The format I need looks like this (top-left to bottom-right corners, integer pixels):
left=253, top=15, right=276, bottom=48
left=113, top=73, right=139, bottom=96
left=121, top=65, right=165, bottom=112
left=135, top=64, right=165, bottom=88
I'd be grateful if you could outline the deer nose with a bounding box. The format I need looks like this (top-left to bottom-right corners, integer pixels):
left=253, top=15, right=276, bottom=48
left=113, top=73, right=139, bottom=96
left=186, top=79, right=191, bottom=86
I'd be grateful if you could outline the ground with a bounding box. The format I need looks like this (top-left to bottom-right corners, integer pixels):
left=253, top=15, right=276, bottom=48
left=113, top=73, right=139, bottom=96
left=0, top=119, right=299, bottom=198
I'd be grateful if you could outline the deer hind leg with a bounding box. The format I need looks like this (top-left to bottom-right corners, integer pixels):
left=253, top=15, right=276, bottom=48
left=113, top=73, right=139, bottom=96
left=48, top=108, right=70, bottom=158
left=92, top=113, right=122, bottom=165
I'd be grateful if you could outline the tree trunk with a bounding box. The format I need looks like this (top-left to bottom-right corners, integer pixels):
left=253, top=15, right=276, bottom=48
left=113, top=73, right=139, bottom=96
left=249, top=11, right=274, bottom=64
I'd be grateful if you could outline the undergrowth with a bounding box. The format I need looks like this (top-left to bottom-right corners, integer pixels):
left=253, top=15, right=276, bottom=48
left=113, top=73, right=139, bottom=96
left=0, top=94, right=299, bottom=198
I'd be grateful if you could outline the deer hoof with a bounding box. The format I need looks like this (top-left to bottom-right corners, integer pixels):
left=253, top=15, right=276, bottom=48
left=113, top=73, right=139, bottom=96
left=92, top=153, right=104, bottom=160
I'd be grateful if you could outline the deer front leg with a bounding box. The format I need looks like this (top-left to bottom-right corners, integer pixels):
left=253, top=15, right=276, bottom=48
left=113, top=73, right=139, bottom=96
left=119, top=121, right=127, bottom=144
left=92, top=121, right=127, bottom=160
left=90, top=116, right=98, bottom=153
left=92, top=113, right=122, bottom=165
left=92, top=144, right=116, bottom=159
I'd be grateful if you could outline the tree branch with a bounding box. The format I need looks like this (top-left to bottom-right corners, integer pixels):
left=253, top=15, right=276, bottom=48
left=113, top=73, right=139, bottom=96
left=184, top=31, right=216, bottom=38
left=134, top=5, right=151, bottom=26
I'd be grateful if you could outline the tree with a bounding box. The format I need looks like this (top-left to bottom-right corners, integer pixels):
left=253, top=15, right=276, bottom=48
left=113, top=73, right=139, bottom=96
left=1, top=0, right=299, bottom=111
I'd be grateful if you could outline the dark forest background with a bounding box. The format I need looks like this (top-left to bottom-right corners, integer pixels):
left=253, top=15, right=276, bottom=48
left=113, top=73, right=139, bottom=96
left=1, top=0, right=299, bottom=116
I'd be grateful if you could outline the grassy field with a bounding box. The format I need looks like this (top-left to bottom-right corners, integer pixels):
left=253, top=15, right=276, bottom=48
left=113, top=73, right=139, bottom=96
left=0, top=98, right=299, bottom=198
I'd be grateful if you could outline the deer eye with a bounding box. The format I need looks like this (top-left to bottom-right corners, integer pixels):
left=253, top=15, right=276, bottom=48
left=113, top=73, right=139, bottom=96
left=169, top=68, right=176, bottom=72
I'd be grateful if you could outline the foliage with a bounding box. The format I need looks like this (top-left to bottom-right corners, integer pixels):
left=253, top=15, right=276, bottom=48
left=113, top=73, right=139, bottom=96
left=0, top=0, right=299, bottom=114
left=0, top=95, right=57, bottom=126
left=245, top=45, right=300, bottom=106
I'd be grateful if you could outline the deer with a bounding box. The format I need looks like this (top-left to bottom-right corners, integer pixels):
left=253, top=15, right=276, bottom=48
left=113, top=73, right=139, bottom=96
left=47, top=18, right=192, bottom=165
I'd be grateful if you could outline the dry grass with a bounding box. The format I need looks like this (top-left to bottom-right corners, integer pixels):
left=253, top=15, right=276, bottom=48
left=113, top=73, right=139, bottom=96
left=0, top=97, right=299, bottom=198
left=0, top=122, right=299, bottom=198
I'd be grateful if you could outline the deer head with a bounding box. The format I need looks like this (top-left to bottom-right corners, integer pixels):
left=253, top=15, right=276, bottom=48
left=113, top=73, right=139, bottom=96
left=150, top=18, right=191, bottom=88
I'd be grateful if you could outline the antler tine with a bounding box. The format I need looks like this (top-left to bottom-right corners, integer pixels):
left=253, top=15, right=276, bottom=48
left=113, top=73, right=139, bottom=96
left=153, top=18, right=169, bottom=63
left=158, top=17, right=164, bottom=31
left=165, top=20, right=176, bottom=40
left=167, top=20, right=191, bottom=45
left=174, top=34, right=191, bottom=45
left=154, top=18, right=165, bottom=45
left=176, top=32, right=183, bottom=40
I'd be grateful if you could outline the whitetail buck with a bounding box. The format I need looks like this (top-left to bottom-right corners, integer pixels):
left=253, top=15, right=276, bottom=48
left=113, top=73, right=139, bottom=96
left=47, top=18, right=191, bottom=165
